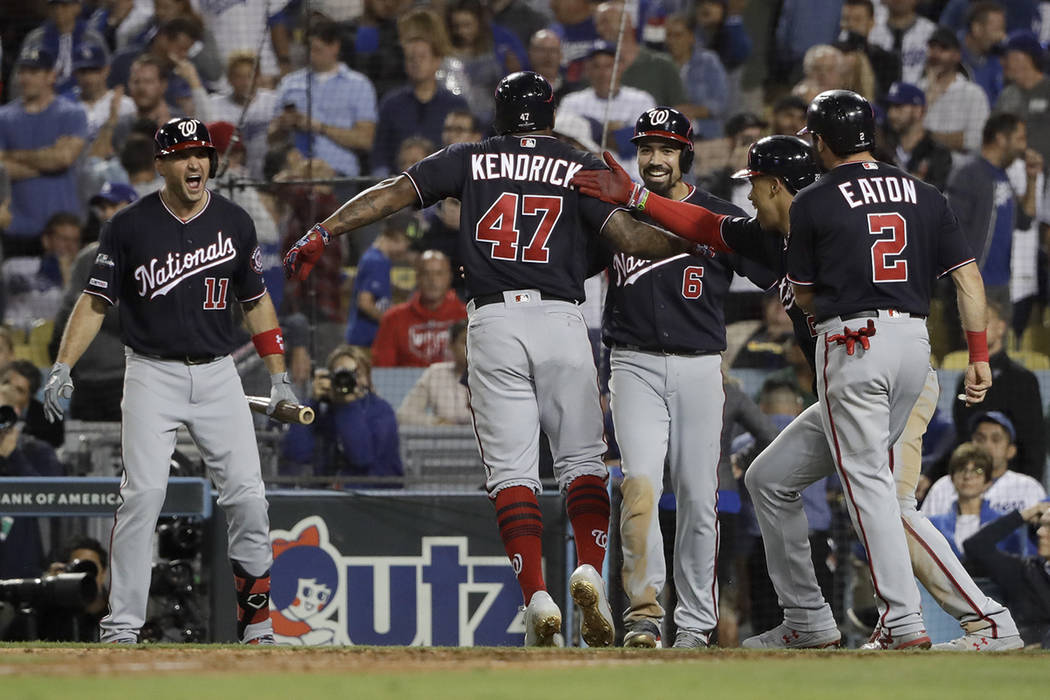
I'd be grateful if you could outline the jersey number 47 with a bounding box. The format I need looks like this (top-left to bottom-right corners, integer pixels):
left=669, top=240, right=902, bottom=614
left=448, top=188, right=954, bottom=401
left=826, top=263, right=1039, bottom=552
left=476, top=192, right=562, bottom=264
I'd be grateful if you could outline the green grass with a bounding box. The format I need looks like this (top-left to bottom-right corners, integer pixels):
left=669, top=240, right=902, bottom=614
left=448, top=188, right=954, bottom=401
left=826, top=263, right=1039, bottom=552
left=0, top=646, right=1047, bottom=700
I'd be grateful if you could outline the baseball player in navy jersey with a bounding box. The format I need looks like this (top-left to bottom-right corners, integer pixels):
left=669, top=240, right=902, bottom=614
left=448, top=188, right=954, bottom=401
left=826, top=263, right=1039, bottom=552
left=284, top=72, right=699, bottom=647
left=605, top=108, right=776, bottom=649
left=43, top=118, right=298, bottom=645
left=574, top=119, right=1022, bottom=651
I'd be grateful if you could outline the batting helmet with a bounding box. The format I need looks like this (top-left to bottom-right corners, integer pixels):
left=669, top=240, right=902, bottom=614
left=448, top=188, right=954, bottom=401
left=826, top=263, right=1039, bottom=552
left=493, top=71, right=555, bottom=135
left=798, top=89, right=875, bottom=157
left=731, top=136, right=819, bottom=194
left=154, top=117, right=218, bottom=176
left=631, top=107, right=695, bottom=174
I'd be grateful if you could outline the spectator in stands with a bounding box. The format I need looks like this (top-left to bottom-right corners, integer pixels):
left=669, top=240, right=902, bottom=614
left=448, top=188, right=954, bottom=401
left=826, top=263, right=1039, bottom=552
left=120, top=133, right=164, bottom=198
left=396, top=320, right=471, bottom=426
left=834, top=29, right=880, bottom=101
left=962, top=500, right=1050, bottom=647
left=838, top=0, right=902, bottom=98
left=882, top=81, right=953, bottom=191
left=772, top=0, right=841, bottom=84
left=270, top=20, right=377, bottom=178
left=867, top=0, right=937, bottom=84
left=86, top=0, right=151, bottom=53
left=129, top=0, right=223, bottom=88
left=946, top=112, right=1039, bottom=316
left=961, top=1, right=1008, bottom=104
left=73, top=41, right=134, bottom=146
left=695, top=0, right=752, bottom=73
left=2, top=211, right=81, bottom=329
left=731, top=293, right=794, bottom=371
left=769, top=95, right=808, bottom=137
left=490, top=0, right=549, bottom=50
left=19, top=0, right=108, bottom=97
left=0, top=328, right=13, bottom=371
left=928, top=443, right=1032, bottom=560
left=996, top=30, right=1050, bottom=167
left=763, top=335, right=817, bottom=407
left=792, top=44, right=848, bottom=103
left=0, top=46, right=88, bottom=257
left=4, top=360, right=63, bottom=448
left=528, top=29, right=577, bottom=106
left=372, top=250, right=467, bottom=368
left=699, top=111, right=767, bottom=211
left=83, top=180, right=136, bottom=247
left=442, top=110, right=482, bottom=147
left=50, top=184, right=134, bottom=421
left=339, top=0, right=408, bottom=100
left=948, top=298, right=1046, bottom=481
left=593, top=2, right=685, bottom=109
left=371, top=17, right=468, bottom=175
left=920, top=26, right=990, bottom=162
left=345, top=213, right=413, bottom=349
left=0, top=393, right=63, bottom=579
left=105, top=55, right=177, bottom=159
left=940, top=0, right=1039, bottom=35
left=41, top=535, right=109, bottom=641
left=108, top=18, right=209, bottom=117
left=209, top=52, right=277, bottom=180
left=559, top=43, right=656, bottom=163
left=195, top=0, right=290, bottom=85
left=282, top=344, right=403, bottom=486
left=663, top=12, right=729, bottom=141
left=396, top=137, right=436, bottom=174
left=923, top=411, right=1047, bottom=516
left=447, top=0, right=526, bottom=125
left=549, top=0, right=601, bottom=83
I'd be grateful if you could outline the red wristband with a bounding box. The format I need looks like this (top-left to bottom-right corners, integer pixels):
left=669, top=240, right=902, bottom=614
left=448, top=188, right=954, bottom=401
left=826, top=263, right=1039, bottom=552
left=966, top=330, right=989, bottom=363
left=252, top=328, right=285, bottom=357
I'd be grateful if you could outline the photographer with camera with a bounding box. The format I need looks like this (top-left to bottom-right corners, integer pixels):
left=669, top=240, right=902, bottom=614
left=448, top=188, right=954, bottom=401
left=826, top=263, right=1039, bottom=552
left=37, top=536, right=108, bottom=641
left=281, top=345, right=403, bottom=487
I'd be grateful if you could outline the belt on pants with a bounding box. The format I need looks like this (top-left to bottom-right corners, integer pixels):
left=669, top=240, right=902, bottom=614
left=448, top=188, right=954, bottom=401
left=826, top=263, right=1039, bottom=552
left=136, top=351, right=224, bottom=365
left=471, top=291, right=578, bottom=308
left=613, top=343, right=718, bottom=357
left=824, top=309, right=927, bottom=323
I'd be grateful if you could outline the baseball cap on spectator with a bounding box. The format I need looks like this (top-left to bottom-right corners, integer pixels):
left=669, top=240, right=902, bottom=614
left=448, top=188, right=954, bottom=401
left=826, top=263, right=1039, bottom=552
left=725, top=112, right=767, bottom=139
left=1004, top=30, right=1045, bottom=68
left=586, top=41, right=617, bottom=60
left=552, top=113, right=600, bottom=153
left=928, top=26, right=961, bottom=50
left=17, top=46, right=56, bottom=70
left=73, top=42, right=109, bottom=71
left=90, top=182, right=139, bottom=207
left=885, top=82, right=926, bottom=107
left=206, top=121, right=241, bottom=156
left=969, top=410, right=1017, bottom=442
left=834, top=30, right=867, bottom=53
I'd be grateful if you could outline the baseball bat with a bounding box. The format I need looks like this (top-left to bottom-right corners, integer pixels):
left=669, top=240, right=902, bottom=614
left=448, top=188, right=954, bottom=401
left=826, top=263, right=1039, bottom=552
left=246, top=396, right=315, bottom=425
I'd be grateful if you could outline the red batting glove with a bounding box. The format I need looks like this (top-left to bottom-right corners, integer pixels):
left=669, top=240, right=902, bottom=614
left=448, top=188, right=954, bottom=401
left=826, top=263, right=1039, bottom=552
left=571, top=151, right=646, bottom=207
left=283, top=223, right=331, bottom=280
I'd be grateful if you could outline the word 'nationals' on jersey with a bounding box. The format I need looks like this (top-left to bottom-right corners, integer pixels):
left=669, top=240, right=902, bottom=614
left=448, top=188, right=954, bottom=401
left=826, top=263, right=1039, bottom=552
left=404, top=135, right=622, bottom=302
left=785, top=161, right=974, bottom=322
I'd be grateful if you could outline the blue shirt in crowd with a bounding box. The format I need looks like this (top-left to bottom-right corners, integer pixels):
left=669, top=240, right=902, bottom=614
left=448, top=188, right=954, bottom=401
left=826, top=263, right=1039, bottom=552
left=371, top=86, right=468, bottom=176
left=680, top=47, right=729, bottom=139
left=0, top=95, right=88, bottom=238
left=983, top=160, right=1015, bottom=287
left=346, top=246, right=392, bottom=346
left=961, top=43, right=1005, bottom=105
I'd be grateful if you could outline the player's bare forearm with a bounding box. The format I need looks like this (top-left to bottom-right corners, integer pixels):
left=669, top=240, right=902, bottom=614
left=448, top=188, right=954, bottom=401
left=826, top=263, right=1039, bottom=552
left=601, top=210, right=694, bottom=259
left=792, top=284, right=815, bottom=313
left=952, top=262, right=987, bottom=333
left=322, top=175, right=418, bottom=236
left=242, top=292, right=286, bottom=373
left=55, top=294, right=108, bottom=368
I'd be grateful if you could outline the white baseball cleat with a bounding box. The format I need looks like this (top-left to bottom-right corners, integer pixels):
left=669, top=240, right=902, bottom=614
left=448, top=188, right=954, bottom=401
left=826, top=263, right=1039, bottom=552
left=932, top=633, right=1024, bottom=651
left=523, top=590, right=563, bottom=647
left=672, top=630, right=710, bottom=649
left=860, top=628, right=931, bottom=650
left=742, top=622, right=841, bottom=649
left=569, top=564, right=615, bottom=647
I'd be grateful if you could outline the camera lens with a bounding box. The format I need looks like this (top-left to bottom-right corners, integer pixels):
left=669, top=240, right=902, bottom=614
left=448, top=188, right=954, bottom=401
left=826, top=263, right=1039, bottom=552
left=331, top=368, right=358, bottom=395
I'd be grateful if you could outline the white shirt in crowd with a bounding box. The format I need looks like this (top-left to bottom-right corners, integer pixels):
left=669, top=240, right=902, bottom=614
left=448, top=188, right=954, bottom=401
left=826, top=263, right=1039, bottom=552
left=922, top=469, right=1048, bottom=517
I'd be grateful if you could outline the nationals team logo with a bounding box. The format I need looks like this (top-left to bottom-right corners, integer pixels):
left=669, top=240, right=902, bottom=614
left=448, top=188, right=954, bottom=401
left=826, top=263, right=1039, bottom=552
left=268, top=516, right=527, bottom=646
left=250, top=245, right=263, bottom=274
left=134, top=231, right=236, bottom=298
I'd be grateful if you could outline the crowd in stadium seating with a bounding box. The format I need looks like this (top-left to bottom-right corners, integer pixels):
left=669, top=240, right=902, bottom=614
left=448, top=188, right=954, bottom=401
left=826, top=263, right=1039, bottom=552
left=1, top=0, right=1050, bottom=644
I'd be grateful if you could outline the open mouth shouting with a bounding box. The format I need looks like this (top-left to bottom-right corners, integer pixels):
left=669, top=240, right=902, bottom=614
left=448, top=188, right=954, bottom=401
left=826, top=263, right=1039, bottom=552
left=185, top=172, right=204, bottom=194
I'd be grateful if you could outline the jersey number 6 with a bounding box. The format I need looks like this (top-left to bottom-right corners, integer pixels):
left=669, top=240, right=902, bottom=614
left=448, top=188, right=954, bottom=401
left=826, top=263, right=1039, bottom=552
left=476, top=192, right=562, bottom=263
left=682, top=265, right=704, bottom=299
left=868, top=212, right=908, bottom=283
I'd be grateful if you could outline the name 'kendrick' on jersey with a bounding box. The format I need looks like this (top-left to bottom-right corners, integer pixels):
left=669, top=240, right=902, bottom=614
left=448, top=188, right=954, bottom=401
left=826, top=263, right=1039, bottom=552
left=470, top=152, right=583, bottom=189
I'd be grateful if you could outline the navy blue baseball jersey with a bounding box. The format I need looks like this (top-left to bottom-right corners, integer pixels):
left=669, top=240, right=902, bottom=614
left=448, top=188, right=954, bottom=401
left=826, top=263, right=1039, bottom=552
left=785, top=161, right=974, bottom=322
left=717, top=216, right=819, bottom=370
left=404, top=135, right=623, bottom=301
left=85, top=190, right=266, bottom=357
left=604, top=187, right=777, bottom=353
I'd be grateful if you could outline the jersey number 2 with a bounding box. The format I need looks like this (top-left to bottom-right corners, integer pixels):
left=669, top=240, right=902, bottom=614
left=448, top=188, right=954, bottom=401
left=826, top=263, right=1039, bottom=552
left=476, top=192, right=562, bottom=263
left=868, top=213, right=908, bottom=283
left=203, top=277, right=229, bottom=310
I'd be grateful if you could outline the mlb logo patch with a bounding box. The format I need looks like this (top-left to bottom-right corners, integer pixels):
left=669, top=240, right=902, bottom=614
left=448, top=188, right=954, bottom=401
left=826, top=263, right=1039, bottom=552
left=862, top=162, right=878, bottom=170
left=514, top=293, right=531, bottom=303
left=520, top=138, right=536, bottom=148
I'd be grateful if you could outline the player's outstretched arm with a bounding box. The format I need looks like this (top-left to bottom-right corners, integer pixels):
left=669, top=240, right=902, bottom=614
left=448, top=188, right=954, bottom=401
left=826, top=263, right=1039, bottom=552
left=951, top=261, right=992, bottom=405
left=601, top=210, right=695, bottom=259
left=46, top=293, right=108, bottom=422
left=572, top=151, right=732, bottom=252
left=284, top=175, right=418, bottom=280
